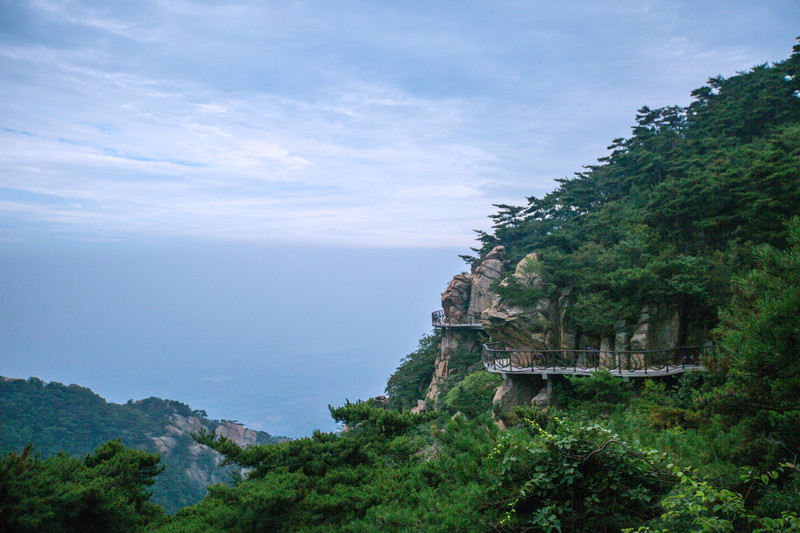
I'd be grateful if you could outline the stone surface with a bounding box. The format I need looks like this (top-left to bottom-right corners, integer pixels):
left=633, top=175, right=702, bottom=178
left=144, top=410, right=277, bottom=506
left=650, top=304, right=681, bottom=350
left=482, top=252, right=551, bottom=350
left=630, top=307, right=650, bottom=352
left=216, top=421, right=259, bottom=447
left=629, top=305, right=683, bottom=352
left=369, top=395, right=389, bottom=408
left=492, top=374, right=541, bottom=414
left=615, top=320, right=629, bottom=352
left=425, top=327, right=480, bottom=404
left=468, top=246, right=506, bottom=321
left=441, top=274, right=473, bottom=320
left=557, top=286, right=576, bottom=351
left=170, top=413, right=204, bottom=434
left=425, top=248, right=506, bottom=404
left=531, top=385, right=551, bottom=407
left=410, top=399, right=427, bottom=414
left=599, top=336, right=613, bottom=369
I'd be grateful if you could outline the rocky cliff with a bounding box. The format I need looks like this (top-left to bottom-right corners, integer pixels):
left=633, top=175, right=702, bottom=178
left=419, top=246, right=506, bottom=408
left=479, top=250, right=704, bottom=354
left=146, top=410, right=284, bottom=507
left=424, top=245, right=711, bottom=411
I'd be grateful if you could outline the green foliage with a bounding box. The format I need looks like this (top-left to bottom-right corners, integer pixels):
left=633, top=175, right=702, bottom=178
left=715, top=217, right=800, bottom=455
left=0, top=378, right=282, bottom=513
left=630, top=464, right=800, bottom=532
left=384, top=330, right=441, bottom=410
left=488, top=415, right=671, bottom=531
left=443, top=371, right=502, bottom=417
left=471, top=43, right=800, bottom=340
left=172, top=403, right=492, bottom=532
left=558, top=370, right=634, bottom=413
left=0, top=440, right=163, bottom=532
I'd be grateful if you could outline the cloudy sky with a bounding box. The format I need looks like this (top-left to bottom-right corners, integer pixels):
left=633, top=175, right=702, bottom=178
left=3, top=0, right=797, bottom=247
left=1, top=1, right=798, bottom=436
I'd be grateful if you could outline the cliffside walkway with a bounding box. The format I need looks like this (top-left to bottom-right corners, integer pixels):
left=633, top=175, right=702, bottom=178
left=483, top=343, right=709, bottom=377
left=432, top=310, right=484, bottom=329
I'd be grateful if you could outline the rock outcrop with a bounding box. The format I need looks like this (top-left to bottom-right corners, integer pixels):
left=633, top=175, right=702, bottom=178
left=468, top=246, right=506, bottom=321
left=146, top=411, right=280, bottom=508
left=441, top=274, right=472, bottom=320
left=482, top=252, right=552, bottom=350
left=422, top=246, right=506, bottom=407
left=216, top=421, right=259, bottom=447
left=426, top=244, right=709, bottom=414
left=481, top=252, right=696, bottom=354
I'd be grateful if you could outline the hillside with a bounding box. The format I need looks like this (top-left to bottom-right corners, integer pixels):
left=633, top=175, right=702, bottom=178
left=2, top=41, right=799, bottom=532
left=154, top=38, right=800, bottom=532
left=0, top=377, right=285, bottom=513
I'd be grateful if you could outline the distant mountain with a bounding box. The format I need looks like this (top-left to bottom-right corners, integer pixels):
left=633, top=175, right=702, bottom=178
left=0, top=376, right=287, bottom=513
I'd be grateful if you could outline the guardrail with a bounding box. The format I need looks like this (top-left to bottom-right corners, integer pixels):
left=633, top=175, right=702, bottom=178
left=432, top=310, right=483, bottom=328
left=483, top=342, right=710, bottom=377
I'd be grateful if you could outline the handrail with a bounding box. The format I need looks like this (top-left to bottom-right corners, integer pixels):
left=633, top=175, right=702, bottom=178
left=483, top=342, right=710, bottom=376
left=432, top=310, right=483, bottom=328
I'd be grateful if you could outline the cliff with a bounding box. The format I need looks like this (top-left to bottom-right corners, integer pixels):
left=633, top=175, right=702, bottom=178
left=423, top=243, right=713, bottom=411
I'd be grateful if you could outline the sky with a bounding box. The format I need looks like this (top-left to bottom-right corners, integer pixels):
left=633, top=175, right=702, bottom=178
left=1, top=0, right=798, bottom=436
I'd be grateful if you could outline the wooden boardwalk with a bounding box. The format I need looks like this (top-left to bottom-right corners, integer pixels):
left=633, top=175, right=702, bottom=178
left=483, top=343, right=708, bottom=377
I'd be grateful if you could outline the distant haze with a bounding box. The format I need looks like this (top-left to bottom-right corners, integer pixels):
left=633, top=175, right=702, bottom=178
left=0, top=244, right=466, bottom=437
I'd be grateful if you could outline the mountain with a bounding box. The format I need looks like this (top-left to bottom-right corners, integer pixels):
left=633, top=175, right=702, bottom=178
left=3, top=40, right=800, bottom=533
left=0, top=376, right=286, bottom=513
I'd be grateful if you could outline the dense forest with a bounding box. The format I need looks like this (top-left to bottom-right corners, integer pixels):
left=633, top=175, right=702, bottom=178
left=0, top=378, right=282, bottom=514
left=2, top=42, right=799, bottom=532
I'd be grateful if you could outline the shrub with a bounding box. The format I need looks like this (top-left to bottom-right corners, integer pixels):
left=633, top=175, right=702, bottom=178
left=443, top=371, right=503, bottom=418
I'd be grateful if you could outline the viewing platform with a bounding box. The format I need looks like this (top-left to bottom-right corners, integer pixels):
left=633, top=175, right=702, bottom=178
left=432, top=310, right=484, bottom=329
left=483, top=343, right=709, bottom=377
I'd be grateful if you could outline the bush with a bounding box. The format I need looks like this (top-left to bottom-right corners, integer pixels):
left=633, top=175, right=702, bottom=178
left=572, top=370, right=633, bottom=404
left=443, top=372, right=503, bottom=418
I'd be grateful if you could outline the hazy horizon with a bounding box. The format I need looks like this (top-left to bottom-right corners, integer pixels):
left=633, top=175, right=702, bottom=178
left=0, top=243, right=468, bottom=437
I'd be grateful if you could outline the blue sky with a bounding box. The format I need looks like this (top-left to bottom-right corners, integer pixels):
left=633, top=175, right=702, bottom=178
left=1, top=0, right=799, bottom=436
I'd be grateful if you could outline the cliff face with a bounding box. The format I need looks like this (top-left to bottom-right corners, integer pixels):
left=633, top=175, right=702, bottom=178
left=481, top=253, right=703, bottom=354
left=424, top=245, right=711, bottom=410
left=147, top=411, right=280, bottom=507
left=420, top=246, right=505, bottom=407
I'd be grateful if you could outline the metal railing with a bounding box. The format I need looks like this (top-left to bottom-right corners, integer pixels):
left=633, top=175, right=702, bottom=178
left=483, top=342, right=710, bottom=376
left=432, top=310, right=483, bottom=328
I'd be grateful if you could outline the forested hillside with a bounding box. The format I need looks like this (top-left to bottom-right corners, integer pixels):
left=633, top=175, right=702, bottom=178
left=467, top=45, right=799, bottom=341
left=2, top=41, right=799, bottom=532
left=0, top=377, right=282, bottom=513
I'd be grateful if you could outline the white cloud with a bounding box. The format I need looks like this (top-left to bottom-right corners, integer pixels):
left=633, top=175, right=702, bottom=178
left=2, top=0, right=798, bottom=247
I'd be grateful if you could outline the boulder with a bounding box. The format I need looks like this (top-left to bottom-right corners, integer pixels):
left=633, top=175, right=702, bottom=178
left=492, top=374, right=541, bottom=414
left=481, top=252, right=551, bottom=349
left=468, top=246, right=506, bottom=321
left=441, top=274, right=472, bottom=320
left=631, top=305, right=682, bottom=352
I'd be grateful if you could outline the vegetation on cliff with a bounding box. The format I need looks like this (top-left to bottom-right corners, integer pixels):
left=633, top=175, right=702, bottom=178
left=2, top=42, right=799, bottom=532
left=466, top=41, right=800, bottom=341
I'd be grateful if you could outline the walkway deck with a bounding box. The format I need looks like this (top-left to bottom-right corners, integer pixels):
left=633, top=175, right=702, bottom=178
left=483, top=343, right=708, bottom=377
left=432, top=310, right=484, bottom=329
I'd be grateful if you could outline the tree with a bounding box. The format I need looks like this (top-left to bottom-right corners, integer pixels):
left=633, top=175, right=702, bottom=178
left=0, top=440, right=163, bottom=532
left=714, top=217, right=800, bottom=455
left=385, top=331, right=441, bottom=410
